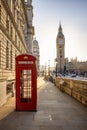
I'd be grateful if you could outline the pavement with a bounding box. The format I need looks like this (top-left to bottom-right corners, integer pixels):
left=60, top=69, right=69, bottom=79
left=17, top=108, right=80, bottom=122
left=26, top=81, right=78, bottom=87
left=0, top=77, right=87, bottom=130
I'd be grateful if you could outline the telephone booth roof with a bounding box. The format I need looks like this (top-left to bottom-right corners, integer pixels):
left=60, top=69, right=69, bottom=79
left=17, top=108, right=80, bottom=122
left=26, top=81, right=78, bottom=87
left=16, top=53, right=36, bottom=61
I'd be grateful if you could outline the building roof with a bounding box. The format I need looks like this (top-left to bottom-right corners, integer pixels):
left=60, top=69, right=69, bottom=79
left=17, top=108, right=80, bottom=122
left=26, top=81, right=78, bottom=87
left=33, top=38, right=39, bottom=46
left=33, top=39, right=38, bottom=44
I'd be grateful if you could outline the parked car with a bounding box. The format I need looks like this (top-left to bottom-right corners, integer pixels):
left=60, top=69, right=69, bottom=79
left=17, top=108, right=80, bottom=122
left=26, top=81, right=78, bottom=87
left=71, top=74, right=77, bottom=77
left=49, top=74, right=56, bottom=83
left=57, top=73, right=62, bottom=77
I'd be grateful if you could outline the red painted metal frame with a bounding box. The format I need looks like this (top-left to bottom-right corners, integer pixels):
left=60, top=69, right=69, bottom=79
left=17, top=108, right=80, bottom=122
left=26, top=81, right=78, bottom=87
left=15, top=54, right=37, bottom=111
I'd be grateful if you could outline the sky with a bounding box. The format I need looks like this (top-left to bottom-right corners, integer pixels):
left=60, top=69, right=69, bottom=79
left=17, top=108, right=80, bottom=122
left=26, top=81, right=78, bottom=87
left=32, top=0, right=87, bottom=66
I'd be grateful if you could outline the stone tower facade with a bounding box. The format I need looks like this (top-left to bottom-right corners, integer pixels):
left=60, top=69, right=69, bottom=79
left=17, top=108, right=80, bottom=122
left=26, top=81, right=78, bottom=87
left=25, top=0, right=34, bottom=53
left=56, top=23, right=65, bottom=73
left=33, top=38, right=40, bottom=76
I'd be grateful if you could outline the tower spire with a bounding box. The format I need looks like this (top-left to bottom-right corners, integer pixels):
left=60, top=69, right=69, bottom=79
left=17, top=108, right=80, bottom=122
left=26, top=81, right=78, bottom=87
left=59, top=21, right=62, bottom=32
left=59, top=20, right=61, bottom=26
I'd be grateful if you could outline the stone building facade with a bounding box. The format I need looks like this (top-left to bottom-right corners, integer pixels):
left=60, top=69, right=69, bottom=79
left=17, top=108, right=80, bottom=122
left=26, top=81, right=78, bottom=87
left=64, top=57, right=87, bottom=76
left=69, top=58, right=87, bottom=76
left=0, top=0, right=34, bottom=106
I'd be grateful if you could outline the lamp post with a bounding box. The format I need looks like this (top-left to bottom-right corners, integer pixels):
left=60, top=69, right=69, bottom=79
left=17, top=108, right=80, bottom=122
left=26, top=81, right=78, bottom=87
left=56, top=63, right=57, bottom=77
left=55, top=58, right=57, bottom=77
left=48, top=60, right=50, bottom=76
left=44, top=64, right=47, bottom=76
left=60, top=55, right=62, bottom=74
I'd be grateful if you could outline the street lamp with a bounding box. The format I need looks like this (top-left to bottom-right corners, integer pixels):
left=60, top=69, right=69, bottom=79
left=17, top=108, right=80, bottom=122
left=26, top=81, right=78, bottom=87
left=44, top=64, right=47, bottom=76
left=48, top=60, right=50, bottom=76
left=55, top=58, right=57, bottom=77
left=60, top=55, right=62, bottom=74
left=56, top=63, right=57, bottom=77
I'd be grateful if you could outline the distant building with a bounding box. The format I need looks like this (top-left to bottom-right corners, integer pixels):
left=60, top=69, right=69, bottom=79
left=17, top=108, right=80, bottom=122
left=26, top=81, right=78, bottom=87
left=56, top=23, right=65, bottom=73
left=0, top=0, right=34, bottom=106
left=40, top=65, right=46, bottom=76
left=64, top=57, right=87, bottom=76
left=33, top=38, right=40, bottom=75
left=69, top=58, right=87, bottom=76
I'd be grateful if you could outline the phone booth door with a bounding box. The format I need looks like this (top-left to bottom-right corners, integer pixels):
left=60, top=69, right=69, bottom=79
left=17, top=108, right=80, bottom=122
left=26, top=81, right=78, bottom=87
left=16, top=54, right=37, bottom=111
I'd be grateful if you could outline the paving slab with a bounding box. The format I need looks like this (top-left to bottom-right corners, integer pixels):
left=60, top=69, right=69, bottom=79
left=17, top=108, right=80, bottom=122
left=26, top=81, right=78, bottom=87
left=0, top=77, right=87, bottom=130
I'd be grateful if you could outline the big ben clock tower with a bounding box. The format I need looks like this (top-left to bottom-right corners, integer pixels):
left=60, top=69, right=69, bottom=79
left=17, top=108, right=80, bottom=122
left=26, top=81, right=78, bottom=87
left=56, top=23, right=65, bottom=73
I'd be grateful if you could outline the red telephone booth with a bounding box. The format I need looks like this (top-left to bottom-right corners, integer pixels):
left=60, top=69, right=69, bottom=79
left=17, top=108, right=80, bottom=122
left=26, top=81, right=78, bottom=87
left=15, top=54, right=37, bottom=111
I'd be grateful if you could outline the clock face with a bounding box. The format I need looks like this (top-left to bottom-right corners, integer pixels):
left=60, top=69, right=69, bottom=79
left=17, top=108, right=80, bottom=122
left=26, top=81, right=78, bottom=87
left=59, top=39, right=64, bottom=44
